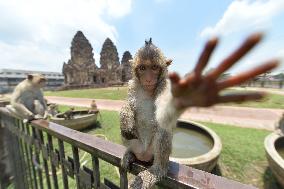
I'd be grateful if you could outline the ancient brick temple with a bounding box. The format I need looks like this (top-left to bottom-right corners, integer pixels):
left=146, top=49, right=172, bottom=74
left=62, top=31, right=132, bottom=87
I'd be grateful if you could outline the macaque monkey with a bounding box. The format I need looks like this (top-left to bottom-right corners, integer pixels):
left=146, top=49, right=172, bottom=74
left=88, top=100, right=98, bottom=114
left=63, top=107, right=75, bottom=120
left=120, top=34, right=278, bottom=189
left=9, top=74, right=48, bottom=120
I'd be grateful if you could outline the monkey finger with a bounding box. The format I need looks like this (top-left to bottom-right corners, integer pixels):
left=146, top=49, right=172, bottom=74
left=194, top=37, right=218, bottom=76
left=169, top=72, right=185, bottom=94
left=217, top=92, right=265, bottom=104
left=169, top=72, right=181, bottom=84
left=217, top=60, right=279, bottom=90
left=206, top=32, right=263, bottom=79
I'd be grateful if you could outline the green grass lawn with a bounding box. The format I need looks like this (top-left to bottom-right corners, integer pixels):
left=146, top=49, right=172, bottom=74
left=45, top=87, right=128, bottom=100
left=221, top=89, right=284, bottom=109
left=203, top=122, right=280, bottom=189
left=52, top=106, right=281, bottom=189
left=54, top=106, right=122, bottom=187
left=45, top=87, right=284, bottom=109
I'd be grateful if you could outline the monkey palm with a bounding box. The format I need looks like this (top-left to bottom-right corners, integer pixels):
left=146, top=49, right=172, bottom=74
left=120, top=34, right=278, bottom=189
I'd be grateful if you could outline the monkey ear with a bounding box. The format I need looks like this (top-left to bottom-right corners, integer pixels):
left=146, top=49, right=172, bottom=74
left=145, top=40, right=148, bottom=45
left=145, top=38, right=152, bottom=46
left=27, top=74, right=33, bottom=80
left=165, top=59, right=173, bottom=66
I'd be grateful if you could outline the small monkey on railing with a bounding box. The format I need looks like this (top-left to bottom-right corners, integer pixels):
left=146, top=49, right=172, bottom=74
left=120, top=34, right=278, bottom=189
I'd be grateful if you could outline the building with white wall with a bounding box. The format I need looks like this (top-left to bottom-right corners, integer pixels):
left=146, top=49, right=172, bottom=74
left=0, top=69, right=64, bottom=93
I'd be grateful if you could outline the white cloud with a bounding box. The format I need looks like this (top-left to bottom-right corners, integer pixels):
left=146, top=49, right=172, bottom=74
left=106, top=0, right=132, bottom=18
left=0, top=41, right=66, bottom=71
left=200, top=0, right=284, bottom=37
left=0, top=0, right=132, bottom=71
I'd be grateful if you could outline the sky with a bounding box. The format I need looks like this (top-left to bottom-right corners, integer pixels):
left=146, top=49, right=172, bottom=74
left=0, top=0, right=284, bottom=76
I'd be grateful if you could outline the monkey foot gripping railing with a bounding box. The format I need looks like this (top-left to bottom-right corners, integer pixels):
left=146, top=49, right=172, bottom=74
left=0, top=106, right=257, bottom=189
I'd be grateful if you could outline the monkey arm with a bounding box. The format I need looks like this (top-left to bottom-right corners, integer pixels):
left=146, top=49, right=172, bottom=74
left=11, top=102, right=34, bottom=119
left=167, top=33, right=278, bottom=109
left=37, top=90, right=47, bottom=109
left=35, top=90, right=48, bottom=119
left=155, top=81, right=184, bottom=131
left=120, top=103, right=138, bottom=140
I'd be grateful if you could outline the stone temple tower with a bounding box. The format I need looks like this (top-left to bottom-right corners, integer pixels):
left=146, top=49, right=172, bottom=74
left=99, top=38, right=121, bottom=84
left=62, top=31, right=97, bottom=85
left=121, top=51, right=133, bottom=82
left=62, top=31, right=132, bottom=88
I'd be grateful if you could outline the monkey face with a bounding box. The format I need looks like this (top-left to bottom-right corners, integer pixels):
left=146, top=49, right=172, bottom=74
left=34, top=77, right=46, bottom=88
left=27, top=74, right=46, bottom=88
left=136, top=59, right=161, bottom=93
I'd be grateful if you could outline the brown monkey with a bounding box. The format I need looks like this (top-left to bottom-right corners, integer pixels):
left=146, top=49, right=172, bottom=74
left=88, top=100, right=98, bottom=114
left=120, top=34, right=278, bottom=189
left=8, top=74, right=48, bottom=120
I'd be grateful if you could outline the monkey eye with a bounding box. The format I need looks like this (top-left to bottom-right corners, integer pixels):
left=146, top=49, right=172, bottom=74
left=151, top=65, right=159, bottom=71
left=139, top=65, right=146, bottom=71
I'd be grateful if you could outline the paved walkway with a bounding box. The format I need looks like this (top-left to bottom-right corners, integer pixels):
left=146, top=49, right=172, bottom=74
left=46, top=96, right=284, bottom=131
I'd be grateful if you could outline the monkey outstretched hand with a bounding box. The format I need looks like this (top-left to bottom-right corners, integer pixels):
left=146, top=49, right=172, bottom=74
left=169, top=33, right=279, bottom=110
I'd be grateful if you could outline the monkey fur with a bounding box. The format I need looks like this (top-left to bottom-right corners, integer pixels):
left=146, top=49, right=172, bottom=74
left=120, top=39, right=179, bottom=189
left=88, top=100, right=99, bottom=114
left=9, top=74, right=48, bottom=120
left=120, top=34, right=278, bottom=188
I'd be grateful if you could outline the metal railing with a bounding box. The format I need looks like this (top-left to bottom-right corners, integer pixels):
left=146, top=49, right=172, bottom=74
left=0, top=105, right=257, bottom=189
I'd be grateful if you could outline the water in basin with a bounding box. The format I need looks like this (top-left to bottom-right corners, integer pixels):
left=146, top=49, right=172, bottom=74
left=171, top=127, right=214, bottom=158
left=277, top=147, right=284, bottom=159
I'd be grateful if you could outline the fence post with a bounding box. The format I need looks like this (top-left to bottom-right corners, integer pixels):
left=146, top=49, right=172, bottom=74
left=0, top=118, right=12, bottom=189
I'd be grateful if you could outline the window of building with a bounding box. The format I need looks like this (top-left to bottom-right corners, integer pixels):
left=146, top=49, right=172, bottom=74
left=93, top=75, right=97, bottom=83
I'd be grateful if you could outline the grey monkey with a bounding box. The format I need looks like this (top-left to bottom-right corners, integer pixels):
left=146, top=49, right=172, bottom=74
left=9, top=74, right=48, bottom=120
left=120, top=39, right=176, bottom=189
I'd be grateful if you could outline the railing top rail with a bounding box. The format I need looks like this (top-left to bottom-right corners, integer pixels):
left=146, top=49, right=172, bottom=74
left=0, top=107, right=257, bottom=189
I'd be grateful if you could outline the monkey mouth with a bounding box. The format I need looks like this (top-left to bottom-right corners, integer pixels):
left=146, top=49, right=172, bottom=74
left=144, top=84, right=156, bottom=87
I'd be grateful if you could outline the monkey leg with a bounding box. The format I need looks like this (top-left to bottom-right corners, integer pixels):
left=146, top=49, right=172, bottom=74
left=120, top=104, right=138, bottom=140
left=121, top=148, right=136, bottom=170
left=33, top=100, right=45, bottom=116
left=129, top=129, right=172, bottom=189
left=11, top=103, right=34, bottom=120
